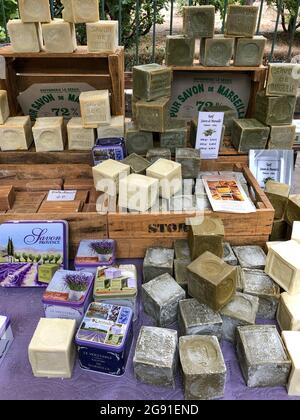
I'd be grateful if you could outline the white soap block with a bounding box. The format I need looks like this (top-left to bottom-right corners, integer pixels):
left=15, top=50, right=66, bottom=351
left=67, top=117, right=95, bottom=150
left=282, top=331, right=300, bottom=396
left=292, top=222, right=300, bottom=245
left=119, top=174, right=159, bottom=212
left=7, top=20, right=42, bottom=53
left=33, top=117, right=66, bottom=152
left=0, top=90, right=9, bottom=125
left=61, top=0, right=74, bottom=22
left=97, top=115, right=125, bottom=139
left=28, top=318, right=76, bottom=379
left=19, top=0, right=51, bottom=23
left=146, top=158, right=182, bottom=199
left=266, top=241, right=285, bottom=251
left=87, top=21, right=119, bottom=53
left=92, top=159, right=130, bottom=195
left=265, top=240, right=300, bottom=294
left=277, top=292, right=300, bottom=332
left=0, top=116, right=33, bottom=151
left=63, top=0, right=100, bottom=23
left=80, top=90, right=111, bottom=128
left=42, top=19, right=77, bottom=53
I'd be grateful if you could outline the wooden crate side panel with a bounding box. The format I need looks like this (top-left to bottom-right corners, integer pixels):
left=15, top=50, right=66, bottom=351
left=0, top=164, right=92, bottom=180
left=0, top=151, right=93, bottom=165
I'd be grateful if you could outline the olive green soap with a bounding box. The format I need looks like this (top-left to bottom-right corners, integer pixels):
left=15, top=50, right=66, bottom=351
left=183, top=6, right=215, bottom=39
left=265, top=180, right=290, bottom=220
left=255, top=90, right=296, bottom=126
left=125, top=123, right=154, bottom=155
left=201, top=35, right=234, bottom=67
left=231, top=118, right=270, bottom=153
left=133, top=63, right=172, bottom=102
left=266, top=63, right=299, bottom=97
left=165, top=35, right=195, bottom=66
left=225, top=5, right=259, bottom=37
left=175, top=148, right=201, bottom=179
left=122, top=153, right=151, bottom=175
left=285, top=195, right=300, bottom=226
left=204, top=105, right=236, bottom=136
left=270, top=219, right=288, bottom=241
left=136, top=97, right=170, bottom=133
left=160, top=119, right=188, bottom=153
left=268, top=125, right=296, bottom=150
left=234, top=36, right=266, bottom=67
left=146, top=148, right=172, bottom=164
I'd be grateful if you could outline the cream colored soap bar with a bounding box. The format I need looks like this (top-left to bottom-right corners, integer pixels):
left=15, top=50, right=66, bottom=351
left=97, top=116, right=125, bottom=139
left=265, top=240, right=300, bottom=294
left=282, top=331, right=300, bottom=396
left=19, top=0, right=51, bottom=23
left=28, top=318, right=76, bottom=379
left=42, top=19, right=77, bottom=53
left=92, top=159, right=130, bottom=195
left=0, top=116, right=33, bottom=151
left=277, top=292, right=300, bottom=331
left=7, top=20, right=42, bottom=53
left=292, top=222, right=300, bottom=244
left=62, top=0, right=100, bottom=23
left=266, top=241, right=284, bottom=251
left=119, top=174, right=159, bottom=212
left=0, top=90, right=9, bottom=124
left=80, top=90, right=111, bottom=128
left=67, top=118, right=95, bottom=150
left=87, top=21, right=119, bottom=53
left=146, top=158, right=182, bottom=199
left=33, top=117, right=66, bottom=152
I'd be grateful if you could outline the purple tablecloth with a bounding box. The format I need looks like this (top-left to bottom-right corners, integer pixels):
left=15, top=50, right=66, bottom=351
left=0, top=259, right=299, bottom=401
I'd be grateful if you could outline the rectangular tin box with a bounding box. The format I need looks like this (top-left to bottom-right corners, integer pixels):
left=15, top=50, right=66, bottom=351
left=0, top=315, right=14, bottom=366
left=76, top=302, right=133, bottom=376
left=75, top=239, right=116, bottom=273
left=0, top=220, right=68, bottom=287
left=42, top=269, right=95, bottom=327
left=92, top=137, right=126, bottom=166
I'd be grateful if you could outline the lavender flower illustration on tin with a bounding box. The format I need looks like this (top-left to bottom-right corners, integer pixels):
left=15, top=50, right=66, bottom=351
left=89, top=241, right=114, bottom=263
left=64, top=273, right=91, bottom=302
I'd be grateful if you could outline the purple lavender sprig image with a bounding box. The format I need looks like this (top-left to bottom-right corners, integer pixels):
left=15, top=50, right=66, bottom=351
left=89, top=241, right=113, bottom=256
left=64, top=273, right=90, bottom=292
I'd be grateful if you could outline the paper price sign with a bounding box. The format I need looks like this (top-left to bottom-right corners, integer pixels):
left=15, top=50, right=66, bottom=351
left=195, top=112, right=224, bottom=159
left=47, top=190, right=77, bottom=201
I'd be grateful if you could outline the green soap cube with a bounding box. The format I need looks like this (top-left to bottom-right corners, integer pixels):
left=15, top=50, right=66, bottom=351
left=160, top=119, right=188, bottom=154
left=125, top=123, right=153, bottom=155
left=133, top=64, right=172, bottom=102
left=231, top=118, right=270, bottom=153
left=204, top=105, right=237, bottom=136
left=165, top=35, right=195, bottom=66
left=266, top=63, right=299, bottom=97
left=234, top=36, right=266, bottom=67
left=175, top=148, right=201, bottom=179
left=136, top=97, right=170, bottom=133
left=38, top=264, right=60, bottom=284
left=201, top=35, right=234, bottom=67
left=122, top=153, right=151, bottom=175
left=146, top=148, right=171, bottom=164
left=270, top=219, right=288, bottom=241
left=183, top=5, right=215, bottom=38
left=268, top=125, right=296, bottom=150
left=255, top=91, right=296, bottom=126
left=225, top=5, right=259, bottom=37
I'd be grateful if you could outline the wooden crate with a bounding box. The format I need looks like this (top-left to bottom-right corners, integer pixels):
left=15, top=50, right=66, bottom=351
left=0, top=45, right=125, bottom=116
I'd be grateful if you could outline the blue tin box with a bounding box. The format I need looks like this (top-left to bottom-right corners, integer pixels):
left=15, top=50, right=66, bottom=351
left=75, top=302, right=133, bottom=376
left=92, top=137, right=126, bottom=166
left=0, top=315, right=14, bottom=366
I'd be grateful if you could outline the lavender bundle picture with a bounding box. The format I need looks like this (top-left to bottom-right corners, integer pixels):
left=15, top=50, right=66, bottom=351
left=64, top=273, right=90, bottom=292
left=88, top=241, right=114, bottom=263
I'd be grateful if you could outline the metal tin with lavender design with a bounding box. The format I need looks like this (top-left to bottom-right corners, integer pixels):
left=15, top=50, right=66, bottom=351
left=75, top=239, right=116, bottom=273
left=92, top=137, right=126, bottom=165
left=0, top=220, right=68, bottom=288
left=42, top=270, right=94, bottom=326
left=76, top=302, right=133, bottom=376
left=0, top=315, right=14, bottom=366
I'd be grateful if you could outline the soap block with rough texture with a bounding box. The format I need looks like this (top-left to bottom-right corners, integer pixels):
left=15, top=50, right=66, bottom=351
left=242, top=269, right=280, bottom=320
left=142, top=273, right=186, bottom=327
left=62, top=0, right=100, bottom=23
left=233, top=246, right=266, bottom=269
left=119, top=174, right=159, bottom=212
left=136, top=98, right=170, bottom=133
left=122, top=154, right=151, bottom=175
left=0, top=91, right=9, bottom=125
left=80, top=90, right=111, bottom=128
left=7, top=20, right=42, bottom=53
left=270, top=219, right=288, bottom=241
left=125, top=123, right=153, bottom=155
left=268, top=125, right=296, bottom=150
left=0, top=116, right=33, bottom=151
left=286, top=195, right=300, bottom=225
left=183, top=6, right=215, bottom=38
left=225, top=5, right=258, bottom=37
left=133, top=64, right=172, bottom=102
left=281, top=331, right=300, bottom=396
left=28, top=318, right=76, bottom=378
left=174, top=239, right=191, bottom=261
left=265, top=180, right=290, bottom=220
left=255, top=91, right=296, bottom=125
left=133, top=326, right=178, bottom=388
left=220, top=292, right=259, bottom=343
left=265, top=240, right=300, bottom=294
left=188, top=216, right=225, bottom=260
left=97, top=116, right=125, bottom=139
left=160, top=120, right=188, bottom=154
left=19, top=0, right=51, bottom=23
left=143, top=247, right=174, bottom=283
left=234, top=36, right=266, bottom=66
left=187, top=251, right=237, bottom=312
left=223, top=243, right=238, bottom=266
left=174, top=259, right=190, bottom=292
left=231, top=118, right=270, bottom=153
left=42, top=19, right=77, bottom=53
left=33, top=117, right=65, bottom=152
left=201, top=35, right=234, bottom=67
left=178, top=299, right=223, bottom=340
left=165, top=35, right=195, bottom=66
left=175, top=148, right=201, bottom=179
left=236, top=325, right=291, bottom=388
left=179, top=335, right=226, bottom=400
left=146, top=159, right=182, bottom=199
left=277, top=292, right=300, bottom=332
left=67, top=118, right=95, bottom=150
left=204, top=105, right=236, bottom=136
left=87, top=21, right=119, bottom=53
left=236, top=266, right=244, bottom=292
left=92, top=159, right=130, bottom=195
left=266, top=63, right=299, bottom=97
left=146, top=148, right=171, bottom=164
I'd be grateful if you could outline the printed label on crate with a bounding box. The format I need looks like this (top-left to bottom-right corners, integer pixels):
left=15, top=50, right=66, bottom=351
left=17, top=83, right=95, bottom=120
left=47, top=190, right=77, bottom=201
left=169, top=72, right=251, bottom=120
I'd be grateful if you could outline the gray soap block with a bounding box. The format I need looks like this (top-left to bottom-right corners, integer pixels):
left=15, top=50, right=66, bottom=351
left=143, top=247, right=175, bottom=283
left=232, top=245, right=266, bottom=269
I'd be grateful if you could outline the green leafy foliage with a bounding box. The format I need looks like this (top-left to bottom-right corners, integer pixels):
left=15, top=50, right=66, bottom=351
left=267, top=0, right=300, bottom=32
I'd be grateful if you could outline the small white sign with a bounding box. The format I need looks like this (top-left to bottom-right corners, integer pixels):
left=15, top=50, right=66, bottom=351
left=47, top=190, right=77, bottom=201
left=196, top=112, right=224, bottom=159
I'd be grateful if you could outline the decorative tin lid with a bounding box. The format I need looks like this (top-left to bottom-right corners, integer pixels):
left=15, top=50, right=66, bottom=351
left=0, top=315, right=10, bottom=338
left=42, top=270, right=94, bottom=307
left=94, top=266, right=137, bottom=299
left=76, top=302, right=133, bottom=351
left=75, top=240, right=116, bottom=268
